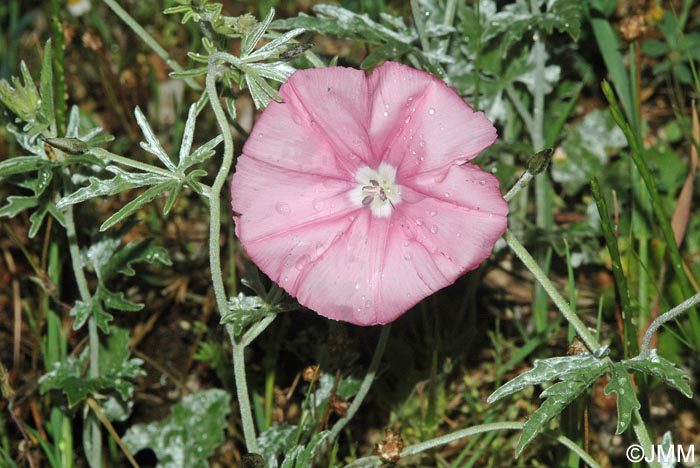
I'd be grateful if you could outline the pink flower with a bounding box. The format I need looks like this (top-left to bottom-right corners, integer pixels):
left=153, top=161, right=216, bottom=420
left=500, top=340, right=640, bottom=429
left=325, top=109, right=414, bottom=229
left=231, top=61, right=508, bottom=326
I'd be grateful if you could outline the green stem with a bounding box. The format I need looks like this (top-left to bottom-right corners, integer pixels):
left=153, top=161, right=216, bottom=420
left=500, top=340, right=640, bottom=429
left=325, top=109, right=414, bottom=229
left=230, top=325, right=258, bottom=452
left=344, top=421, right=601, bottom=468
left=329, top=324, right=391, bottom=442
left=64, top=204, right=101, bottom=466
left=640, top=292, right=700, bottom=356
left=503, top=230, right=600, bottom=353
left=205, top=51, right=258, bottom=453
left=102, top=0, right=201, bottom=90
left=504, top=170, right=534, bottom=202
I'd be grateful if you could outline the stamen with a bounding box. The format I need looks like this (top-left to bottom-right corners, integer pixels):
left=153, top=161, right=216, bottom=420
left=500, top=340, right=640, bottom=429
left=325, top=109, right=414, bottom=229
left=351, top=164, right=401, bottom=217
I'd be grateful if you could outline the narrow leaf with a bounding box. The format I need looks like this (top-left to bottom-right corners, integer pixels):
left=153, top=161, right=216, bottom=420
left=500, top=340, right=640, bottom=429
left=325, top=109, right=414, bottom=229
left=100, top=181, right=177, bottom=231
left=517, top=380, right=589, bottom=455
left=100, top=239, right=172, bottom=280
left=245, top=72, right=282, bottom=109
left=604, top=362, right=640, bottom=434
left=69, top=300, right=93, bottom=330
left=98, top=285, right=143, bottom=312
left=0, top=156, right=51, bottom=178
left=180, top=135, right=223, bottom=170
left=134, top=107, right=177, bottom=171
left=624, top=350, right=692, bottom=397
left=58, top=166, right=171, bottom=208
left=487, top=351, right=607, bottom=403
left=242, top=8, right=275, bottom=57
left=39, top=39, right=55, bottom=126
left=162, top=182, right=182, bottom=216
left=0, top=195, right=39, bottom=218
left=516, top=362, right=605, bottom=455
left=178, top=103, right=198, bottom=167
left=248, top=62, right=296, bottom=83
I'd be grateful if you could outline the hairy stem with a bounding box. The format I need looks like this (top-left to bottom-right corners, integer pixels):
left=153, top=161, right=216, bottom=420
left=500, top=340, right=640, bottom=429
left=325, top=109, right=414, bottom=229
left=64, top=204, right=101, bottom=466
left=640, top=292, right=700, bottom=356
left=205, top=51, right=258, bottom=453
left=345, top=421, right=601, bottom=468
left=503, top=230, right=599, bottom=353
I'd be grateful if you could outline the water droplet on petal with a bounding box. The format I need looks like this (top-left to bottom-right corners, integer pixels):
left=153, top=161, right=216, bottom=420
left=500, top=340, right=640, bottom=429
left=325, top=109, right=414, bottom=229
left=295, top=255, right=309, bottom=271
left=479, top=180, right=486, bottom=186
left=428, top=108, right=435, bottom=115
left=275, top=202, right=291, bottom=215
left=312, top=199, right=324, bottom=211
left=348, top=152, right=357, bottom=160
left=443, top=192, right=450, bottom=198
left=430, top=224, right=439, bottom=234
left=383, top=111, right=389, bottom=117
left=404, top=252, right=413, bottom=260
left=419, top=139, right=426, bottom=148
left=415, top=218, right=424, bottom=226
left=429, top=210, right=437, bottom=217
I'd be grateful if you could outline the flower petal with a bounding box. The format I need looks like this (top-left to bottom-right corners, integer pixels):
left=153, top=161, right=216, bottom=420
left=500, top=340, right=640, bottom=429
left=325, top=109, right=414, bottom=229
left=367, top=62, right=496, bottom=177
left=231, top=156, right=358, bottom=242
left=406, top=163, right=509, bottom=215
left=282, top=66, right=374, bottom=168
left=292, top=211, right=447, bottom=325
left=242, top=85, right=357, bottom=178
left=394, top=173, right=508, bottom=282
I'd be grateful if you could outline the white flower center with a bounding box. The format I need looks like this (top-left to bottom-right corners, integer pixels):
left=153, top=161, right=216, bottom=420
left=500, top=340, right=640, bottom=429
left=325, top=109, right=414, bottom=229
left=349, top=163, right=401, bottom=217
